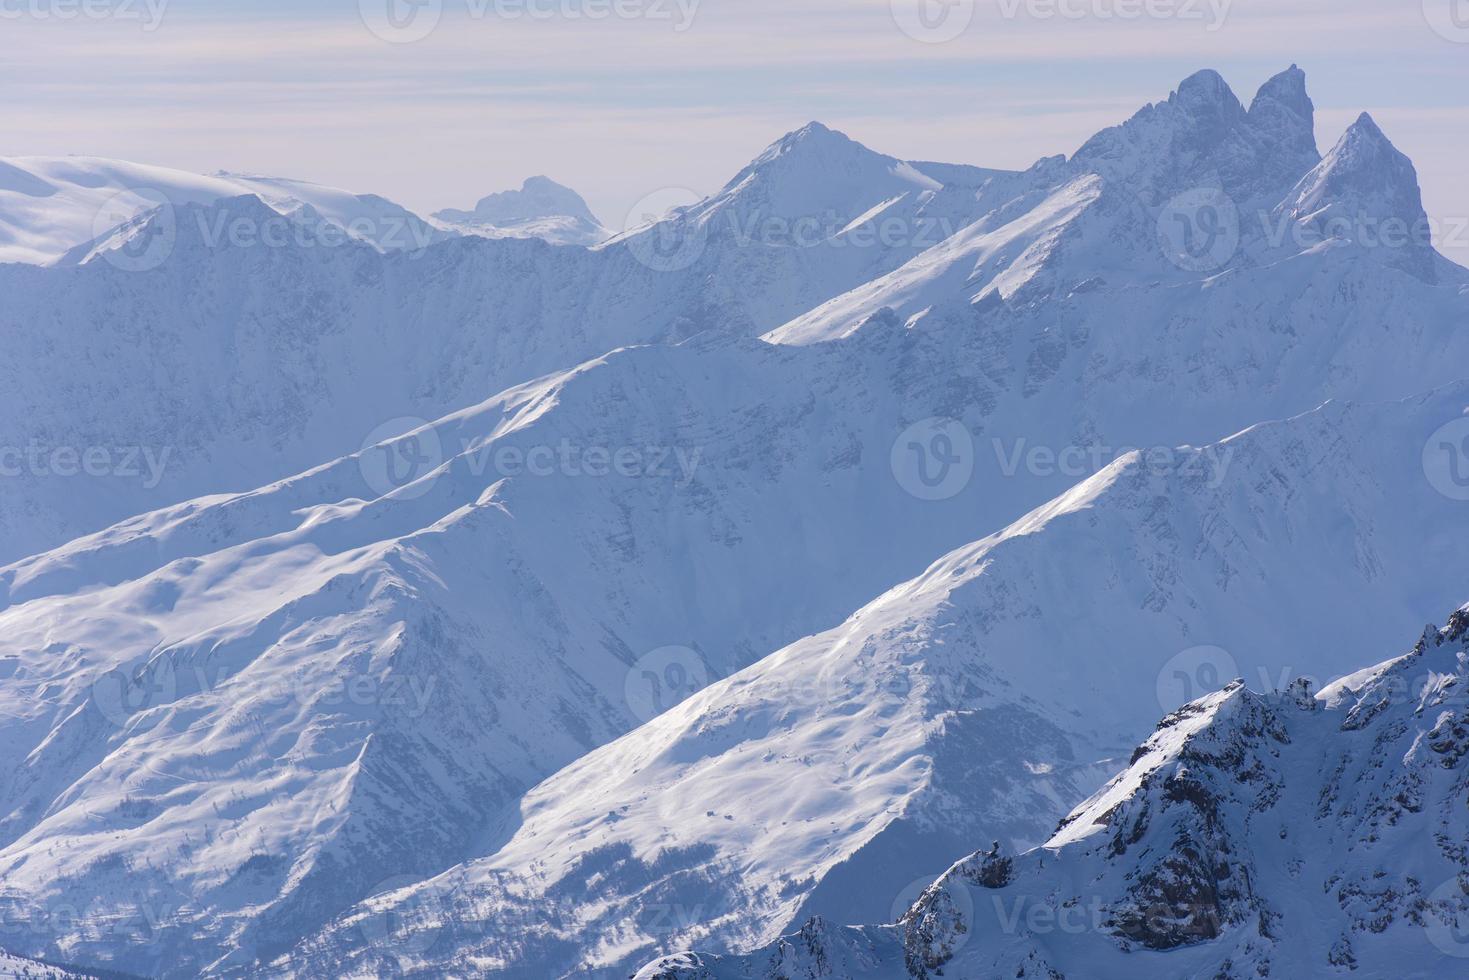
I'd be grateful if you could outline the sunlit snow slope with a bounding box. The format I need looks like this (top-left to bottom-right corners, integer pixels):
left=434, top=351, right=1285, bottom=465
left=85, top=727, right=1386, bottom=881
left=639, top=603, right=1469, bottom=980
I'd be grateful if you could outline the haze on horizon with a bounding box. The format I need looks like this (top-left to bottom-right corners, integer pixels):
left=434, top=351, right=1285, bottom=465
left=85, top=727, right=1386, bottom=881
left=4, top=0, right=1467, bottom=262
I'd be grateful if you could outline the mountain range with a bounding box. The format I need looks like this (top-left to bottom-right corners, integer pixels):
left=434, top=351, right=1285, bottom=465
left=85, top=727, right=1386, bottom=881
left=0, top=66, right=1465, bottom=978
left=636, top=603, right=1469, bottom=979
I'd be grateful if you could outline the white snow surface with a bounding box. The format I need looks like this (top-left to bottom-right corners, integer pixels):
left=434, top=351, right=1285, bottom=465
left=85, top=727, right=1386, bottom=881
left=0, top=156, right=455, bottom=265
left=0, top=126, right=1021, bottom=564
left=0, top=66, right=1465, bottom=979
left=637, top=605, right=1469, bottom=980
left=293, top=384, right=1469, bottom=978
left=0, top=949, right=89, bottom=978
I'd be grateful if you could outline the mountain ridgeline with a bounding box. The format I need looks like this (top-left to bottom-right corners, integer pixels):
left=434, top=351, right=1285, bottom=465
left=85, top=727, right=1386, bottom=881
left=0, top=66, right=1464, bottom=978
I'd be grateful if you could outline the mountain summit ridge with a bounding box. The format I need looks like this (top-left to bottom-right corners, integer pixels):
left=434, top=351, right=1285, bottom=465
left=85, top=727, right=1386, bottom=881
left=638, top=600, right=1469, bottom=979
left=0, top=65, right=1464, bottom=979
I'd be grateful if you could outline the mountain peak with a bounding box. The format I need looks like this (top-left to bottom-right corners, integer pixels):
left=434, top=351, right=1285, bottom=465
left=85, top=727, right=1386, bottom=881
left=1175, top=68, right=1237, bottom=106
left=1250, top=64, right=1312, bottom=119
left=699, top=120, right=939, bottom=229
left=1069, top=68, right=1286, bottom=198
left=1171, top=68, right=1246, bottom=125
left=431, top=175, right=605, bottom=245
left=1245, top=64, right=1320, bottom=180
left=471, top=175, right=598, bottom=224
left=519, top=174, right=570, bottom=194
left=1345, top=110, right=1387, bottom=145
left=1278, top=111, right=1431, bottom=279
left=752, top=120, right=865, bottom=167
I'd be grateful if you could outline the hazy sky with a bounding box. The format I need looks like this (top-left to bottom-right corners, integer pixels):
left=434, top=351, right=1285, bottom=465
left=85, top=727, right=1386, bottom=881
left=5, top=0, right=1467, bottom=261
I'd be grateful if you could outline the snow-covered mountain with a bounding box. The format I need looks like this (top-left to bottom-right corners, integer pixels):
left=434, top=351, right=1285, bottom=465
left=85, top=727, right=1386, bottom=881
left=432, top=176, right=610, bottom=246
left=638, top=603, right=1469, bottom=980
left=287, top=383, right=1469, bottom=978
left=0, top=156, right=453, bottom=265
left=4, top=69, right=1458, bottom=571
left=771, top=67, right=1459, bottom=347
left=0, top=66, right=1463, bottom=979
left=0, top=349, right=1463, bottom=979
left=0, top=127, right=1017, bottom=564
left=606, top=122, right=1016, bottom=260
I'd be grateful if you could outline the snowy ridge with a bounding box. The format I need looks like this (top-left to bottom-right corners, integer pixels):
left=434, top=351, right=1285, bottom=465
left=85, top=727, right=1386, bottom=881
left=290, top=384, right=1469, bottom=978
left=1275, top=112, right=1441, bottom=281
left=602, top=121, right=1033, bottom=308
left=0, top=127, right=1012, bottom=564
left=0, top=156, right=453, bottom=265
left=0, top=949, right=95, bottom=978
left=770, top=66, right=1464, bottom=347
left=0, top=66, right=1465, bottom=979
left=0, top=71, right=1461, bottom=566
left=1069, top=66, right=1318, bottom=201
left=637, top=603, right=1469, bottom=980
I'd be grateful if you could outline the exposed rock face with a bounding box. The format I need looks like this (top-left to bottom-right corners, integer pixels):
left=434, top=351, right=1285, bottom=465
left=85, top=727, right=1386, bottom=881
left=638, top=603, right=1469, bottom=980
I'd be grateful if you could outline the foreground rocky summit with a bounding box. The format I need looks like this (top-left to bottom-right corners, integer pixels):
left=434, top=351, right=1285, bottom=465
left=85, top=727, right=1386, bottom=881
left=638, top=604, right=1469, bottom=979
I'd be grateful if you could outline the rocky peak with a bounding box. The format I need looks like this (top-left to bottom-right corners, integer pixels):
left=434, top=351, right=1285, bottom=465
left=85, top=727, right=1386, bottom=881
left=432, top=175, right=603, bottom=235
left=1247, top=64, right=1320, bottom=177
left=1069, top=67, right=1322, bottom=204
left=1276, top=111, right=1436, bottom=280
left=1172, top=68, right=1248, bottom=126
left=639, top=599, right=1469, bottom=979
left=1249, top=64, right=1313, bottom=122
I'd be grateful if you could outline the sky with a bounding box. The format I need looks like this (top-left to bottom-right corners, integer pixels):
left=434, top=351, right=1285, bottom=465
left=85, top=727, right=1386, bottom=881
left=4, top=0, right=1467, bottom=263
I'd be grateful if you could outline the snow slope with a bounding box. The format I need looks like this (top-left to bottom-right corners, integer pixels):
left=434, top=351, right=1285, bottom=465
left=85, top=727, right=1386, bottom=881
left=0, top=156, right=452, bottom=265
left=638, top=604, right=1469, bottom=980
left=0, top=949, right=92, bottom=978
left=2, top=69, right=1459, bottom=569
left=432, top=176, right=610, bottom=246
left=0, top=67, right=1464, bottom=978
left=292, top=383, right=1469, bottom=978
left=0, top=127, right=1016, bottom=564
